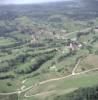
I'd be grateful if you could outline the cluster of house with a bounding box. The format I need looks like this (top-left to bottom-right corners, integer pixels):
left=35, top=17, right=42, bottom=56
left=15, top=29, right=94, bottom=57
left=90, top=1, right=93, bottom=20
left=68, top=41, right=82, bottom=52
left=30, top=28, right=67, bottom=43
left=31, top=35, right=39, bottom=43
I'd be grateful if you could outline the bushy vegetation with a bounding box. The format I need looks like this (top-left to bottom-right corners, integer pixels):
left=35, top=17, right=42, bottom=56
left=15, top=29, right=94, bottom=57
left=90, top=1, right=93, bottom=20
left=55, top=85, right=98, bottom=100
left=0, top=1, right=98, bottom=100
left=0, top=94, right=18, bottom=100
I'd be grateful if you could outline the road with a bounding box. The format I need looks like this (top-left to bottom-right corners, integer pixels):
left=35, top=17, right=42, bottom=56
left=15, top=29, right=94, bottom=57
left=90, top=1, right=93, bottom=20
left=72, top=59, right=81, bottom=75
left=24, top=67, right=98, bottom=97
left=0, top=58, right=98, bottom=97
left=24, top=60, right=98, bottom=97
left=65, top=28, right=91, bottom=38
left=0, top=27, right=96, bottom=97
left=24, top=90, right=55, bottom=97
left=0, top=57, right=98, bottom=98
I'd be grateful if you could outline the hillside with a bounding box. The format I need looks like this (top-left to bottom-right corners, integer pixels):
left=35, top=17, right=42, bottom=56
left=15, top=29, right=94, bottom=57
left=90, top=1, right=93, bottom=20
left=0, top=0, right=98, bottom=100
left=54, top=85, right=98, bottom=100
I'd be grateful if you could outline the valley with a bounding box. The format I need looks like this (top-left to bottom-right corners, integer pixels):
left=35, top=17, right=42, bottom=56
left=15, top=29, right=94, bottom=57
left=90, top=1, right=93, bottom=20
left=0, top=0, right=98, bottom=100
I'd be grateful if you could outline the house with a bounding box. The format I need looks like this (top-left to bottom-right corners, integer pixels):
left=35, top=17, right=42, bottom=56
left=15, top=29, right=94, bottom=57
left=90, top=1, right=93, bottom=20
left=95, top=26, right=98, bottom=32
left=68, top=41, right=82, bottom=52
left=31, top=35, right=38, bottom=43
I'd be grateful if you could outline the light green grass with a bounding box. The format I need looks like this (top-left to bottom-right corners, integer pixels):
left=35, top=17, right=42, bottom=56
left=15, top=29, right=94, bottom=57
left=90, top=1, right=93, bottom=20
left=25, top=71, right=98, bottom=100
left=0, top=37, right=16, bottom=46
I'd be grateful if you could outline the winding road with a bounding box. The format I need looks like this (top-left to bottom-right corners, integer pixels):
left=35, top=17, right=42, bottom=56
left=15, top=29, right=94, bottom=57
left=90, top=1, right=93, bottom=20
left=24, top=59, right=98, bottom=97
left=0, top=58, right=98, bottom=98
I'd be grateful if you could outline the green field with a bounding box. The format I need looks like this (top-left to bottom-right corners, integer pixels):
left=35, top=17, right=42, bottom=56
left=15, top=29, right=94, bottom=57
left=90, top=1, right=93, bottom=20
left=22, top=71, right=98, bottom=100
left=0, top=3, right=98, bottom=100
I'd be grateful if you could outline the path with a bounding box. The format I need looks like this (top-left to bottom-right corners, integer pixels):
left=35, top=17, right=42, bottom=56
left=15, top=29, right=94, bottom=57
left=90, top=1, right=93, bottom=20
left=72, top=59, right=81, bottom=75
left=22, top=79, right=27, bottom=84
left=24, top=91, right=55, bottom=98
left=0, top=58, right=98, bottom=97
left=24, top=60, right=98, bottom=98
left=76, top=68, right=98, bottom=75
left=25, top=67, right=98, bottom=97
left=65, top=28, right=91, bottom=38
left=25, top=88, right=78, bottom=98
